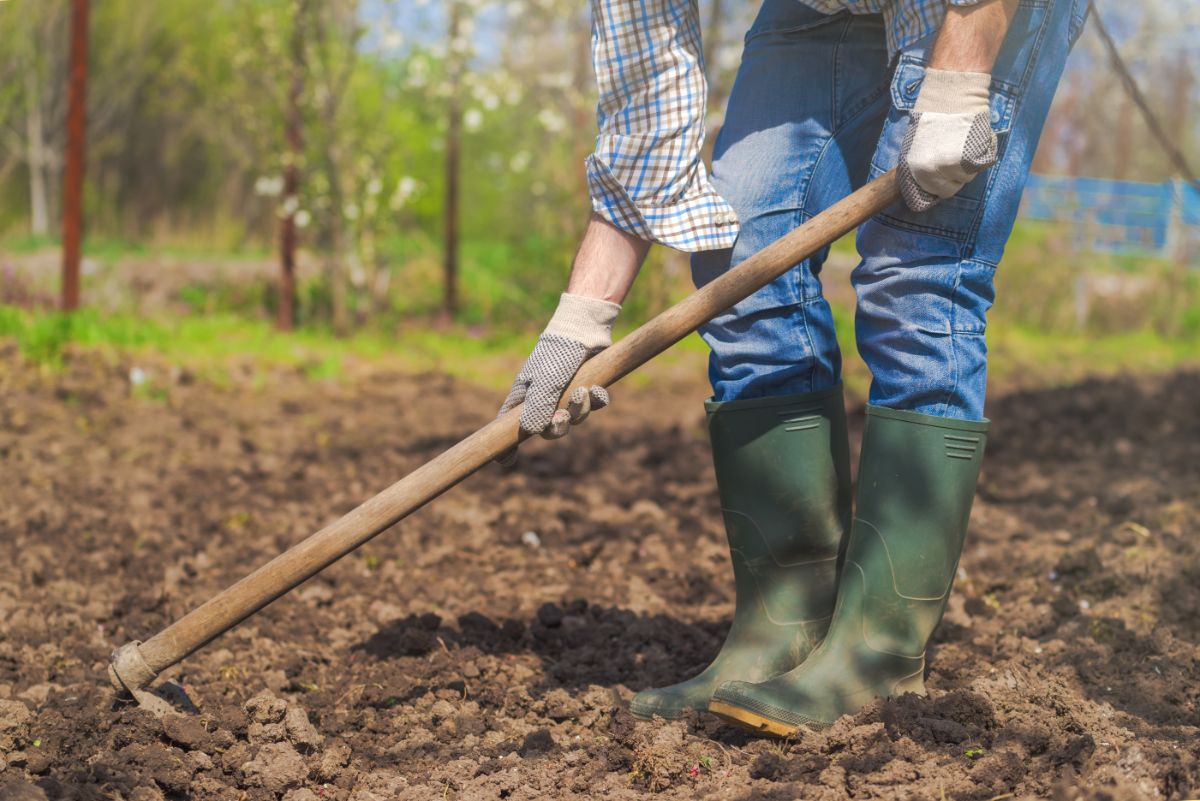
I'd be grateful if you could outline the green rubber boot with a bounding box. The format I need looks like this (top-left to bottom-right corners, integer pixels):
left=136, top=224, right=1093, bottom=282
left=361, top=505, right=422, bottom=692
left=629, top=385, right=851, bottom=720
left=709, top=405, right=988, bottom=736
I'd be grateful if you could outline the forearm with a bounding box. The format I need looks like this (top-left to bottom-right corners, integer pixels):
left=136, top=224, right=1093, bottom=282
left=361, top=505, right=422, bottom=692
left=929, top=0, right=1019, bottom=73
left=564, top=213, right=652, bottom=305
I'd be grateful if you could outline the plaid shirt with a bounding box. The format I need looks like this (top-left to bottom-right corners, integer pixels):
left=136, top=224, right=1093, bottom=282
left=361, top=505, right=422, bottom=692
left=587, top=0, right=982, bottom=251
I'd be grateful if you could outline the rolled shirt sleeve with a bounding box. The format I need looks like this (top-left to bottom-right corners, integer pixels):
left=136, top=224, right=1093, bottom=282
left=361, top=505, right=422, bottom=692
left=587, top=0, right=739, bottom=252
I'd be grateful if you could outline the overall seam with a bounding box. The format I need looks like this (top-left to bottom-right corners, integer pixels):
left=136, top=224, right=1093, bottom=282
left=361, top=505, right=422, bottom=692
left=936, top=263, right=966, bottom=416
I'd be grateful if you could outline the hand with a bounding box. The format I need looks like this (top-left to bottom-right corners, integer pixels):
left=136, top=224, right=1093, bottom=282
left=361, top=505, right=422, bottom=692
left=899, top=68, right=998, bottom=212
left=496, top=293, right=620, bottom=466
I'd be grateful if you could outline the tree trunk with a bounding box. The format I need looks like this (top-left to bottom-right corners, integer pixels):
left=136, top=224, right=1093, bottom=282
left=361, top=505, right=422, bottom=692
left=441, top=0, right=463, bottom=322
left=324, top=142, right=348, bottom=334
left=329, top=219, right=349, bottom=335
left=26, top=72, right=50, bottom=238
left=278, top=0, right=307, bottom=331
left=60, top=0, right=90, bottom=312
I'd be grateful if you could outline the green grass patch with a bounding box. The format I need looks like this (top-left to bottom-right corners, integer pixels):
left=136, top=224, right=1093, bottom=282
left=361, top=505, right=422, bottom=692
left=2, top=289, right=1196, bottom=400
left=0, top=304, right=534, bottom=389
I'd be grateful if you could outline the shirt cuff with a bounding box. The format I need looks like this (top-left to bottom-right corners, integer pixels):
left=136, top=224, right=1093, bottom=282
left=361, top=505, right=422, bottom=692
left=585, top=153, right=740, bottom=253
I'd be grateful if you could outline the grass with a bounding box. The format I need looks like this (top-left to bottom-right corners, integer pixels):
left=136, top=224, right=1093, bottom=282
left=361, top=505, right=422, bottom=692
left=0, top=305, right=535, bottom=389
left=0, top=232, right=273, bottom=262
left=2, top=300, right=1196, bottom=404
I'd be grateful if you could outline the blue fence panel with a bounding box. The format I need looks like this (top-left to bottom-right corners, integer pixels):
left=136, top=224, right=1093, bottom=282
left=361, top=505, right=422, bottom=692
left=1182, top=182, right=1200, bottom=227
left=1020, top=174, right=1199, bottom=259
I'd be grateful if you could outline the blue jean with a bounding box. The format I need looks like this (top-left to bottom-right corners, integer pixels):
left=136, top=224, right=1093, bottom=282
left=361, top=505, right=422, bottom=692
left=691, top=0, right=1088, bottom=419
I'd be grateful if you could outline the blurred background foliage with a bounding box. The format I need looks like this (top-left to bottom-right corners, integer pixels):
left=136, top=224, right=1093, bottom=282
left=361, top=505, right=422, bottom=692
left=0, top=0, right=1197, bottom=373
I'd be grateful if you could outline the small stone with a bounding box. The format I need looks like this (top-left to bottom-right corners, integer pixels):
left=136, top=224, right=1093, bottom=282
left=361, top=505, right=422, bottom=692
left=536, top=603, right=563, bottom=628
left=23, top=747, right=51, bottom=775
left=521, top=531, right=541, bottom=548
left=317, top=740, right=352, bottom=781
left=247, top=721, right=287, bottom=744
left=244, top=690, right=287, bottom=724
left=219, top=742, right=252, bottom=773
left=187, top=750, right=214, bottom=771
left=284, top=705, right=323, bottom=751
left=242, top=741, right=308, bottom=794
left=162, top=714, right=210, bottom=750
left=501, top=619, right=525, bottom=640
left=0, top=700, right=32, bottom=750
left=430, top=700, right=455, bottom=722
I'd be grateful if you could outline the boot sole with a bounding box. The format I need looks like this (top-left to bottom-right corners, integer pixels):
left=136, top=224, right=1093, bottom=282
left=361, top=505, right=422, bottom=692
left=707, top=699, right=799, bottom=738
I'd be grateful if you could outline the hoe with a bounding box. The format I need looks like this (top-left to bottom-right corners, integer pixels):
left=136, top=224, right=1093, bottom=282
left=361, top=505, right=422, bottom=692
left=108, top=171, right=901, bottom=713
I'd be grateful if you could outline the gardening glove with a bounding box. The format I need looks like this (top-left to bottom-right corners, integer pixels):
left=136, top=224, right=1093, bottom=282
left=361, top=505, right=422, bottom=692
left=495, top=292, right=619, bottom=466
left=899, top=68, right=998, bottom=212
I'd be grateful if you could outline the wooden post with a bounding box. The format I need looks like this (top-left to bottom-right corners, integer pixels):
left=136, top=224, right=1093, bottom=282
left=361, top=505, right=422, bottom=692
left=61, top=0, right=90, bottom=312
left=278, top=0, right=306, bottom=331
left=441, top=0, right=462, bottom=321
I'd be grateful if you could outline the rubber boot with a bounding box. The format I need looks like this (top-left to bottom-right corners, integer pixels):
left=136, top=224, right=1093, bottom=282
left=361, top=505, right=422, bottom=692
left=629, top=385, right=851, bottom=720
left=709, top=405, right=988, bottom=736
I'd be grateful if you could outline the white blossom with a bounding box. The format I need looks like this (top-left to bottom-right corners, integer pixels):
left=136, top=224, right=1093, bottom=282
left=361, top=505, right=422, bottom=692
left=254, top=176, right=284, bottom=197
left=537, top=108, right=566, bottom=133
left=389, top=176, right=421, bottom=211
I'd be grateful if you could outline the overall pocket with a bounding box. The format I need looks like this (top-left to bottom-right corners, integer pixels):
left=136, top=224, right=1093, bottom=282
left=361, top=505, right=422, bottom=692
left=868, top=0, right=1049, bottom=242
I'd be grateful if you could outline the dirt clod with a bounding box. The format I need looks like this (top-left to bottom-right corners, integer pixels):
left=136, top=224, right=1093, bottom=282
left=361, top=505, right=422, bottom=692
left=283, top=705, right=322, bottom=752
left=241, top=741, right=307, bottom=794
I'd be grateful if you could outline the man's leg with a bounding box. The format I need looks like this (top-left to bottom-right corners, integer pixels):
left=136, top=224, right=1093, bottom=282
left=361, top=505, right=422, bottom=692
left=691, top=2, right=890, bottom=402
left=708, top=0, right=1088, bottom=735
left=630, top=0, right=891, bottom=720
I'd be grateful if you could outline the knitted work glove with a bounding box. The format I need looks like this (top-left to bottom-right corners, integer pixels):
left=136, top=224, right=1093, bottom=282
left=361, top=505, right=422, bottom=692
left=496, top=293, right=620, bottom=466
left=899, top=68, right=998, bottom=212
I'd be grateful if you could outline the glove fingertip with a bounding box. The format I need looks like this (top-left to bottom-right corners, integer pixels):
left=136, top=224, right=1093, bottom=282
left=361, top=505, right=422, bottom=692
left=542, top=409, right=571, bottom=440
left=590, top=386, right=610, bottom=410
left=566, top=385, right=592, bottom=424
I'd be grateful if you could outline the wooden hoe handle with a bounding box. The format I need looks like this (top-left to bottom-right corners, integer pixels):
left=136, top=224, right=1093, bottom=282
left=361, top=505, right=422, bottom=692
left=108, top=170, right=901, bottom=694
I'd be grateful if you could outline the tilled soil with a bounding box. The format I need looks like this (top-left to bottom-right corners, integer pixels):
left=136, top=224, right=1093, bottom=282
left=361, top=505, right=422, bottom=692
left=0, top=342, right=1197, bottom=800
